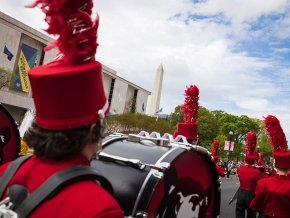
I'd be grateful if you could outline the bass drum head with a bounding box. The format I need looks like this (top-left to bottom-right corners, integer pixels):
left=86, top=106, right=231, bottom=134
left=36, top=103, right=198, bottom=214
left=0, top=104, right=20, bottom=165
left=148, top=147, right=220, bottom=218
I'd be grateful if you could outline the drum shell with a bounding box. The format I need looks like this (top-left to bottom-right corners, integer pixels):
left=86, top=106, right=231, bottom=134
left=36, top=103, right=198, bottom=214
left=91, top=137, right=170, bottom=215
left=91, top=136, right=220, bottom=217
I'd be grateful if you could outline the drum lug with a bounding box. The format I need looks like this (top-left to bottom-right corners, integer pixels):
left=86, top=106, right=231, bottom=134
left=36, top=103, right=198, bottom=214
left=134, top=211, right=148, bottom=218
left=152, top=170, right=164, bottom=179
left=156, top=162, right=170, bottom=170
left=150, top=162, right=170, bottom=172
left=151, top=162, right=170, bottom=178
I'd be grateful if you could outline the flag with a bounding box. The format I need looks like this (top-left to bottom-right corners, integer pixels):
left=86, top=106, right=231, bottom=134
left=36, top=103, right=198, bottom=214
left=155, top=107, right=163, bottom=114
left=3, top=45, right=14, bottom=61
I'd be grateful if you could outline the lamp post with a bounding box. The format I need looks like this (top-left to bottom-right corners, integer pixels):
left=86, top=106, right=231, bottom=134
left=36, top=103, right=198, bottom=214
left=228, top=131, right=234, bottom=163
left=226, top=131, right=234, bottom=178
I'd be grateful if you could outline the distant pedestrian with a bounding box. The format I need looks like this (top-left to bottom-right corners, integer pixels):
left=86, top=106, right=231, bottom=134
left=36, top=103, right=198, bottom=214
left=227, top=161, right=233, bottom=178
left=236, top=132, right=261, bottom=218
left=250, top=115, right=290, bottom=218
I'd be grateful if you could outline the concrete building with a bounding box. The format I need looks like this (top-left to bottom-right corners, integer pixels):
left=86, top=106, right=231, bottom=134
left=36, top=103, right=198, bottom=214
left=0, top=11, right=150, bottom=124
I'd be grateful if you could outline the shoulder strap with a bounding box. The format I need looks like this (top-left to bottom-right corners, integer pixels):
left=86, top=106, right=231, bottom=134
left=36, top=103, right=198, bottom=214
left=0, top=155, right=32, bottom=199
left=16, top=165, right=113, bottom=218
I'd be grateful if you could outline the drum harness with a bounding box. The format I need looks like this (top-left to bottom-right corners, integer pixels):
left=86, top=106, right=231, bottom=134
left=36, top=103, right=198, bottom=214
left=0, top=155, right=113, bottom=218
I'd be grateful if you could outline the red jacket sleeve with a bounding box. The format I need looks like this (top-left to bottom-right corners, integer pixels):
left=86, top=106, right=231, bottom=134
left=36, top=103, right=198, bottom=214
left=250, top=179, right=266, bottom=212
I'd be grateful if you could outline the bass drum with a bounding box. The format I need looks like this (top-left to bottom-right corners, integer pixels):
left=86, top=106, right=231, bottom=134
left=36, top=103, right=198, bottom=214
left=0, top=104, right=20, bottom=165
left=91, top=135, right=220, bottom=218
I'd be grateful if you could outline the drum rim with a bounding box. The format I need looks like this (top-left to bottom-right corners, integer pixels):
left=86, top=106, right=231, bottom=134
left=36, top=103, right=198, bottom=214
left=131, top=146, right=186, bottom=217
left=102, top=135, right=128, bottom=147
left=0, top=104, right=21, bottom=163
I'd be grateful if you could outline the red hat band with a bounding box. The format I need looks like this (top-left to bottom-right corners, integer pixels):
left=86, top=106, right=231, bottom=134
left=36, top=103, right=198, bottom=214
left=29, top=61, right=108, bottom=130
left=274, top=152, right=290, bottom=169
left=177, top=123, right=198, bottom=141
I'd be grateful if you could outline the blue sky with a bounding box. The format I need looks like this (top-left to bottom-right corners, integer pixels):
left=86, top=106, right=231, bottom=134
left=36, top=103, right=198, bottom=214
left=1, top=0, right=290, bottom=142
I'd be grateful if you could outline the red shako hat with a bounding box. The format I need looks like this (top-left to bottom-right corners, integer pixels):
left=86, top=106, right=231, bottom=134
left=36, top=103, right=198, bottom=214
left=27, top=0, right=109, bottom=130
left=212, top=140, right=219, bottom=163
left=264, top=115, right=290, bottom=169
left=245, top=131, right=258, bottom=165
left=174, top=85, right=199, bottom=141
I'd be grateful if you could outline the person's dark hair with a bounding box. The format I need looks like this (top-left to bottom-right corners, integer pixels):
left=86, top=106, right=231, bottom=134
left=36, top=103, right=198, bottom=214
left=24, top=121, right=102, bottom=161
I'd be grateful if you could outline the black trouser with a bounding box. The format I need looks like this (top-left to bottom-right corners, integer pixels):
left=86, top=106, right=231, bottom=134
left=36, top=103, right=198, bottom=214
left=235, top=189, right=256, bottom=218
left=227, top=169, right=231, bottom=178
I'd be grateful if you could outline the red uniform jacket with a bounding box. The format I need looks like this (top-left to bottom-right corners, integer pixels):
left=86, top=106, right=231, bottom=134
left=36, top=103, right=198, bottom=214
left=216, top=164, right=226, bottom=177
left=250, top=174, right=290, bottom=218
left=0, top=155, right=124, bottom=218
left=237, top=165, right=261, bottom=191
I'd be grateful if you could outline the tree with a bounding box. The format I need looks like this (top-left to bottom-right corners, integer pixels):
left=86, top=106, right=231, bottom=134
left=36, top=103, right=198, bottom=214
left=211, top=110, right=226, bottom=121
left=197, top=106, right=219, bottom=150
left=170, top=105, right=183, bottom=128
left=0, top=67, right=12, bottom=89
left=217, top=113, right=261, bottom=161
left=257, top=130, right=272, bottom=163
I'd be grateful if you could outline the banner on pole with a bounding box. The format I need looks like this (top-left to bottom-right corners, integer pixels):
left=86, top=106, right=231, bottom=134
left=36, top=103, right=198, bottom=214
left=224, top=141, right=235, bottom=151
left=12, top=44, right=37, bottom=93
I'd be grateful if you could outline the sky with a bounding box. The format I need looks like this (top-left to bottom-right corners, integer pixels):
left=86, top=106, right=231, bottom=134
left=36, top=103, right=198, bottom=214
left=1, top=0, right=290, bottom=141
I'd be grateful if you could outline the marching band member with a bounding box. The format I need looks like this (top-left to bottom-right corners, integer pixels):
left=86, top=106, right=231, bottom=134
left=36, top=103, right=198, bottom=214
left=173, top=85, right=199, bottom=144
left=212, top=139, right=226, bottom=177
left=256, top=152, right=272, bottom=178
left=236, top=131, right=261, bottom=218
left=0, top=0, right=123, bottom=217
left=250, top=115, right=290, bottom=218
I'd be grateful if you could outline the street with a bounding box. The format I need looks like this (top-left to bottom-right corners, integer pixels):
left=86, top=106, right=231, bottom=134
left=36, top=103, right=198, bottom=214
left=220, top=175, right=240, bottom=218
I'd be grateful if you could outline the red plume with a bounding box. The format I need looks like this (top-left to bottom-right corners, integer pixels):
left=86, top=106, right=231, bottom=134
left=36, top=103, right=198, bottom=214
left=26, top=0, right=98, bottom=64
left=264, top=115, right=288, bottom=152
left=246, top=132, right=257, bottom=154
left=181, top=85, right=199, bottom=123
left=244, top=131, right=258, bottom=164
left=212, top=140, right=219, bottom=156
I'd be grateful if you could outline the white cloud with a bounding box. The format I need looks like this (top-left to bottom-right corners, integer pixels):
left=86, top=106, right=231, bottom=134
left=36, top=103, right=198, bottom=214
left=1, top=0, right=290, bottom=141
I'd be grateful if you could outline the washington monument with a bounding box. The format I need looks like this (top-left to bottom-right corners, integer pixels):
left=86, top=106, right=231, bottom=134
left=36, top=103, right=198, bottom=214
left=149, top=64, right=164, bottom=115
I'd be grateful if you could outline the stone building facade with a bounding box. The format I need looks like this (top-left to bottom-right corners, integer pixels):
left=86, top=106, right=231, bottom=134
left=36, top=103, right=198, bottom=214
left=0, top=11, right=150, bottom=124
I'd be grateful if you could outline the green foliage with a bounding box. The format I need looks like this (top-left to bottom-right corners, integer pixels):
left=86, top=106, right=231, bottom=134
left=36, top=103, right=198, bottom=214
left=170, top=105, right=264, bottom=162
left=197, top=106, right=219, bottom=150
left=0, top=67, right=12, bottom=89
left=257, top=131, right=272, bottom=163
left=171, top=105, right=183, bottom=128
left=105, top=113, right=175, bottom=136
left=217, top=113, right=261, bottom=162
left=106, top=105, right=267, bottom=163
